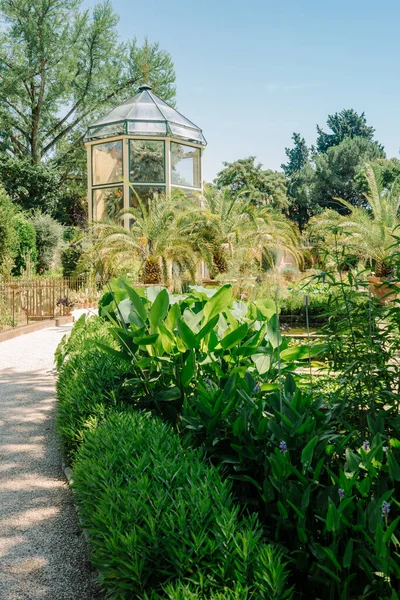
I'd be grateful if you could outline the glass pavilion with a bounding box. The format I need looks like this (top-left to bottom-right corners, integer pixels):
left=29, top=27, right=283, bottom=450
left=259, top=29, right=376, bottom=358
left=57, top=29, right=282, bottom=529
left=84, top=84, right=207, bottom=226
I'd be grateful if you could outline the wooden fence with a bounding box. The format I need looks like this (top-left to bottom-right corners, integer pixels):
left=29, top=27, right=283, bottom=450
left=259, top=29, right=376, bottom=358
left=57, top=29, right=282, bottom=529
left=0, top=278, right=91, bottom=332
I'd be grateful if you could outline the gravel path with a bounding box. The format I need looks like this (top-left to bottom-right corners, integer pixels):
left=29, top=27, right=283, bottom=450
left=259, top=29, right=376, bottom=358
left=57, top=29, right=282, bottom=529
left=0, top=326, right=102, bottom=600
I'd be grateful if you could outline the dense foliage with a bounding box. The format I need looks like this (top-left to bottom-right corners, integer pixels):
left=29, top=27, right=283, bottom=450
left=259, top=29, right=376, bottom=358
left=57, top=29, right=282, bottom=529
left=73, top=411, right=291, bottom=599
left=0, top=186, right=17, bottom=276
left=56, top=269, right=400, bottom=599
left=0, top=0, right=176, bottom=225
left=12, top=212, right=37, bottom=276
left=30, top=211, right=64, bottom=273
left=214, top=157, right=288, bottom=210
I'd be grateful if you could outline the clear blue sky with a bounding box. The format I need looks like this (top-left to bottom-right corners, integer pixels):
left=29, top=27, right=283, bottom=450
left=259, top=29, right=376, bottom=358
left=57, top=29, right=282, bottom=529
left=84, top=0, right=400, bottom=182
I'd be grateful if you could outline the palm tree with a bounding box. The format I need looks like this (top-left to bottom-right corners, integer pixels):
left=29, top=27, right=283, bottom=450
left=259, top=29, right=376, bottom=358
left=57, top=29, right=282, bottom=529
left=308, top=164, right=400, bottom=276
left=88, top=190, right=198, bottom=285
left=178, top=185, right=302, bottom=277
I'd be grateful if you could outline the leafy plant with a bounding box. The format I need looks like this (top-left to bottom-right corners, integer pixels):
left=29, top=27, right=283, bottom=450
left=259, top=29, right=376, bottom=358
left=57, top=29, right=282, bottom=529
left=30, top=211, right=64, bottom=273
left=72, top=410, right=292, bottom=599
left=55, top=315, right=129, bottom=459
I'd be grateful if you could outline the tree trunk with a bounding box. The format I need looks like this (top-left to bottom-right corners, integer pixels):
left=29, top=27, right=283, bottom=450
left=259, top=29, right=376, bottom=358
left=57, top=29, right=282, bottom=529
left=143, top=256, right=162, bottom=284
left=374, top=260, right=392, bottom=279
left=212, top=251, right=228, bottom=275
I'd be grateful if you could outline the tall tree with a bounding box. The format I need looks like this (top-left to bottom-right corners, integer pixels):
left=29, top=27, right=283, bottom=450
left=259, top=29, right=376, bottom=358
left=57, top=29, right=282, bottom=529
left=281, top=133, right=310, bottom=177
left=0, top=0, right=176, bottom=221
left=281, top=133, right=315, bottom=229
left=0, top=0, right=176, bottom=164
left=214, top=157, right=288, bottom=210
left=308, top=164, right=400, bottom=276
left=312, top=136, right=385, bottom=211
left=316, top=109, right=380, bottom=154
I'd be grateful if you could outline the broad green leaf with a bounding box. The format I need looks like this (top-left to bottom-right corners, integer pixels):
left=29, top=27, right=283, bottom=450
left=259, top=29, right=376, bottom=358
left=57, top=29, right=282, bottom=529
left=383, top=516, right=400, bottom=543
left=146, top=285, right=167, bottom=303
left=317, top=564, right=341, bottom=584
left=165, top=302, right=179, bottom=331
left=343, top=538, right=353, bottom=569
left=251, top=353, right=270, bottom=374
left=357, top=477, right=370, bottom=496
left=222, top=373, right=237, bottom=399
left=375, top=523, right=385, bottom=558
left=183, top=308, right=203, bottom=332
left=158, top=322, right=176, bottom=353
left=301, top=436, right=318, bottom=467
left=284, top=374, right=296, bottom=398
left=177, top=318, right=198, bottom=349
left=196, top=314, right=219, bottom=343
left=345, top=448, right=361, bottom=472
left=254, top=298, right=276, bottom=319
left=301, top=486, right=311, bottom=511
left=149, top=289, right=170, bottom=327
left=203, top=284, right=232, bottom=321
left=280, top=344, right=327, bottom=361
left=220, top=323, right=249, bottom=350
left=134, top=334, right=159, bottom=346
left=181, top=350, right=195, bottom=387
left=267, top=313, right=281, bottom=349
left=287, top=500, right=305, bottom=520
left=321, top=546, right=342, bottom=571
left=326, top=503, right=340, bottom=533
left=277, top=501, right=288, bottom=519
left=390, top=438, right=400, bottom=448
left=116, top=298, right=135, bottom=324
left=121, top=281, right=147, bottom=321
left=387, top=451, right=400, bottom=481
left=154, top=387, right=181, bottom=402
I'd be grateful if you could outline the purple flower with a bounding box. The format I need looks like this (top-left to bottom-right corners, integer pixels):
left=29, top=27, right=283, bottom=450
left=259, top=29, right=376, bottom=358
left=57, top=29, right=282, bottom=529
left=279, top=441, right=287, bottom=453
left=253, top=384, right=261, bottom=394
left=382, top=501, right=390, bottom=518
left=338, top=488, right=345, bottom=498
left=363, top=440, right=370, bottom=451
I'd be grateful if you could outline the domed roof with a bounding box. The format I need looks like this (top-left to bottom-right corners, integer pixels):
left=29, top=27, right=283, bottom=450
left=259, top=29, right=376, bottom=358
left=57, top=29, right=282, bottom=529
left=85, top=84, right=206, bottom=146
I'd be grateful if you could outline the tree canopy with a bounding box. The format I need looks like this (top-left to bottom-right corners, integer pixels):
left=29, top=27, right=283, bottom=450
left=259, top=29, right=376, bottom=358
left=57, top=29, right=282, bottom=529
left=281, top=133, right=310, bottom=177
left=0, top=0, right=176, bottom=165
left=214, top=157, right=288, bottom=210
left=316, top=109, right=380, bottom=154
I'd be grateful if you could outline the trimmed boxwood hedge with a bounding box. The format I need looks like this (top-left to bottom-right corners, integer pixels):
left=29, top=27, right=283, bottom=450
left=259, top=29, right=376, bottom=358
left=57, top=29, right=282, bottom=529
left=56, top=315, right=129, bottom=460
left=72, top=411, right=291, bottom=600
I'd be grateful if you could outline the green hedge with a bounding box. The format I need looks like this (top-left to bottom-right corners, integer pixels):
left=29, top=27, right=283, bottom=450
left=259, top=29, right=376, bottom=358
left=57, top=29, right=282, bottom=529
left=56, top=316, right=128, bottom=460
left=72, top=411, right=292, bottom=600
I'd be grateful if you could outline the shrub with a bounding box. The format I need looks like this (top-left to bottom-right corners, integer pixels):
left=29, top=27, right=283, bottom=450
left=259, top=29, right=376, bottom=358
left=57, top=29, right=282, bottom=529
left=72, top=410, right=292, bottom=599
left=90, top=278, right=400, bottom=599
left=11, top=212, right=37, bottom=276
left=30, top=210, right=64, bottom=273
left=60, top=240, right=84, bottom=278
left=0, top=186, right=17, bottom=276
left=0, top=154, right=61, bottom=214
left=55, top=315, right=129, bottom=459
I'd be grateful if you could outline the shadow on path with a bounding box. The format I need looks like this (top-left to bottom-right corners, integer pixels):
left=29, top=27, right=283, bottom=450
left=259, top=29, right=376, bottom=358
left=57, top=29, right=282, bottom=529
left=0, top=329, right=102, bottom=600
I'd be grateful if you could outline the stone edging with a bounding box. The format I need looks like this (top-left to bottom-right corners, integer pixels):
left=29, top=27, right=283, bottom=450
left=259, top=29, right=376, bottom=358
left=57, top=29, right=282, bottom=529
left=0, top=316, right=73, bottom=343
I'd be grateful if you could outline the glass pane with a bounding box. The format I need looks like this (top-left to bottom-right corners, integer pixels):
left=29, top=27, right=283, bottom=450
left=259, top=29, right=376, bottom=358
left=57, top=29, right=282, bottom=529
left=171, top=143, right=201, bottom=188
left=86, top=122, right=124, bottom=141
left=171, top=187, right=197, bottom=200
left=93, top=187, right=123, bottom=221
left=129, top=186, right=165, bottom=210
left=127, top=121, right=167, bottom=135
left=169, top=123, right=205, bottom=144
left=92, top=141, right=123, bottom=185
left=130, top=140, right=165, bottom=183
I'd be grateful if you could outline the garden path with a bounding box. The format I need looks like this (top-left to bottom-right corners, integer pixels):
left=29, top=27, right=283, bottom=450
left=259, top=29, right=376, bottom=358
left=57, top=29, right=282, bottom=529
left=0, top=325, right=102, bottom=600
